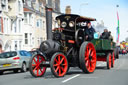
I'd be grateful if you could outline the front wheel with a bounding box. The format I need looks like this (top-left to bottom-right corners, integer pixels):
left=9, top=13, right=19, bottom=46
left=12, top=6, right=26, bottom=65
left=79, top=42, right=97, bottom=73
left=50, top=52, right=68, bottom=77
left=29, top=54, right=47, bottom=77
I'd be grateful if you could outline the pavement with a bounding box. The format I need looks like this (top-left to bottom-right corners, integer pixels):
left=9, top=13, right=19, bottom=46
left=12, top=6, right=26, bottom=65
left=0, top=54, right=128, bottom=85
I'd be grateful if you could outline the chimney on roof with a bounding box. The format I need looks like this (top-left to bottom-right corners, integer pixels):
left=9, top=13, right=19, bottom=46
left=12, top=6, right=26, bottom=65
left=65, top=6, right=71, bottom=14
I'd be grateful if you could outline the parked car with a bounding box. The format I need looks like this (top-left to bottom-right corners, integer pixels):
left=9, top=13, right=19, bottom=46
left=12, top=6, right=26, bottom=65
left=29, top=50, right=38, bottom=56
left=0, top=50, right=32, bottom=75
left=29, top=49, right=40, bottom=56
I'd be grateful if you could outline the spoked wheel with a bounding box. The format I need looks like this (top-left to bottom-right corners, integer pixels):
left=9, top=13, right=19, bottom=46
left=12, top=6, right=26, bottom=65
left=50, top=52, right=68, bottom=77
left=29, top=54, right=47, bottom=77
left=111, top=52, right=115, bottom=68
left=79, top=42, right=97, bottom=73
left=107, top=53, right=112, bottom=69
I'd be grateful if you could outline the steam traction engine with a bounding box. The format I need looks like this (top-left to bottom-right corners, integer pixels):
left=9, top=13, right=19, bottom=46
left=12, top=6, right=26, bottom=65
left=29, top=14, right=117, bottom=77
left=29, top=14, right=97, bottom=77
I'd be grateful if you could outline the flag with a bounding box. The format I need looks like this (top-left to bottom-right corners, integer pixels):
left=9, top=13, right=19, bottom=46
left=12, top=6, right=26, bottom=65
left=116, top=11, right=120, bottom=43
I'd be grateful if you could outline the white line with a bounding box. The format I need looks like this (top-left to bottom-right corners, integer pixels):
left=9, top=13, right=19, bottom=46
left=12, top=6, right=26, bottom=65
left=62, top=74, right=80, bottom=83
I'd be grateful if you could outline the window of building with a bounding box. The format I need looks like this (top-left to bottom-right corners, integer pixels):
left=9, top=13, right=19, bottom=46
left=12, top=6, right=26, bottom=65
left=36, top=19, right=42, bottom=28
left=29, top=13, right=32, bottom=24
left=19, top=41, right=22, bottom=50
left=30, top=33, right=32, bottom=45
left=6, top=18, right=8, bottom=33
left=14, top=21, right=17, bottom=33
left=27, top=0, right=31, bottom=7
left=36, top=20, right=39, bottom=27
left=24, top=13, right=32, bottom=25
left=52, top=1, right=55, bottom=9
left=3, top=18, right=6, bottom=33
left=14, top=41, right=17, bottom=51
left=43, top=21, right=45, bottom=30
left=19, top=19, right=21, bottom=33
left=55, top=0, right=60, bottom=12
left=24, top=13, right=27, bottom=23
left=46, top=0, right=52, bottom=7
left=41, top=7, right=44, bottom=15
left=25, top=33, right=28, bottom=44
left=36, top=3, right=39, bottom=11
left=18, top=1, right=20, bottom=13
left=1, top=0, right=8, bottom=11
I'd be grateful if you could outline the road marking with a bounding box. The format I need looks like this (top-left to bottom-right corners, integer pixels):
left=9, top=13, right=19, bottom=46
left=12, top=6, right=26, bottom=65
left=62, top=74, right=80, bottom=83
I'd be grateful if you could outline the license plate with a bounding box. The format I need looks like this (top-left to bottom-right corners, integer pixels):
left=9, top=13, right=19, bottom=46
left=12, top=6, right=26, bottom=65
left=3, top=64, right=11, bottom=67
left=42, top=61, right=49, bottom=64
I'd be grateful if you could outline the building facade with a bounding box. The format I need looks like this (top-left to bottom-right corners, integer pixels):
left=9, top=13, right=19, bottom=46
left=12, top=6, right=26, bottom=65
left=0, top=0, right=60, bottom=52
left=0, top=0, right=24, bottom=51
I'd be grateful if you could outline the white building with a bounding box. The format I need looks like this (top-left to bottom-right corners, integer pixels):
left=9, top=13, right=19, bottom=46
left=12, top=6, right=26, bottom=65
left=0, top=0, right=61, bottom=52
left=23, top=0, right=47, bottom=51
left=0, top=0, right=24, bottom=51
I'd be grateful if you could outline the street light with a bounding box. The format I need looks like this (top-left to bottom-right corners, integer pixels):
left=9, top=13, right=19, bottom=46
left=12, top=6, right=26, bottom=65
left=79, top=3, right=88, bottom=15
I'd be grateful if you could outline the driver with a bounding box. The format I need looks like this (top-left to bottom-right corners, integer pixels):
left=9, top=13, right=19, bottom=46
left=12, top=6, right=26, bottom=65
left=84, top=22, right=95, bottom=41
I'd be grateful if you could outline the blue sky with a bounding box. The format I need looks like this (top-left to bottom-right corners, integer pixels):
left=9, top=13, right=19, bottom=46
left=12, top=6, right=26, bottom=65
left=60, top=0, right=128, bottom=42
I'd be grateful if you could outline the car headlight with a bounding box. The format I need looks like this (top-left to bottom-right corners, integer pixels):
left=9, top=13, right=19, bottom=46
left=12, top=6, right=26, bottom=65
left=69, top=21, right=74, bottom=27
left=61, top=22, right=67, bottom=28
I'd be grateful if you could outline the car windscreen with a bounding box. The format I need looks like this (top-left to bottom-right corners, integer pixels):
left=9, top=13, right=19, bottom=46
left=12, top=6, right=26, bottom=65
left=20, top=51, right=32, bottom=57
left=0, top=52, right=17, bottom=58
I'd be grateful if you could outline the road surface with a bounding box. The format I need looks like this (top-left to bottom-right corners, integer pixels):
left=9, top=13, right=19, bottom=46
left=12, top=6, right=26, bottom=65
left=0, top=54, right=128, bottom=85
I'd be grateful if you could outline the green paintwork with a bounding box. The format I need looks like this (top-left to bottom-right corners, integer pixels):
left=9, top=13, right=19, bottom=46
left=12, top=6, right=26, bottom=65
left=91, top=39, right=116, bottom=51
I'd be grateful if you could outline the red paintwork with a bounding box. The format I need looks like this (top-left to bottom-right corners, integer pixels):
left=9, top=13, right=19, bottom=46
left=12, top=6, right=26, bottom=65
left=85, top=43, right=96, bottom=72
left=112, top=52, right=115, bottom=67
left=53, top=54, right=68, bottom=77
left=32, top=55, right=46, bottom=76
left=97, top=57, right=106, bottom=61
left=68, top=40, right=75, bottom=44
left=109, top=53, right=111, bottom=69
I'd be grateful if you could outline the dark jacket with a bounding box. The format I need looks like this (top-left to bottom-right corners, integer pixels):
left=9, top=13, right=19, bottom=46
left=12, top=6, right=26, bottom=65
left=84, top=26, right=95, bottom=41
left=100, top=32, right=110, bottom=39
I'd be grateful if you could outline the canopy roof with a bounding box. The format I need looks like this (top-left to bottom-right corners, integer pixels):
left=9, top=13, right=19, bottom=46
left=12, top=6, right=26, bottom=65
left=56, top=14, right=96, bottom=22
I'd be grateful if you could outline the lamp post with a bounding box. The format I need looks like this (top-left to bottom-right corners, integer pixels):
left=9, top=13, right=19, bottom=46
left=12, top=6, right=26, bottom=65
left=79, top=3, right=88, bottom=15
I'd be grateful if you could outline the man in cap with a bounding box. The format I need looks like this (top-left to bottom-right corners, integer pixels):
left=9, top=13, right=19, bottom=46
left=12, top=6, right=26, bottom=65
left=84, top=22, right=95, bottom=41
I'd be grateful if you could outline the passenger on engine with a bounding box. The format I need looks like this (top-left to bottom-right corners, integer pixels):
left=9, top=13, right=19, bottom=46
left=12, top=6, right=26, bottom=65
left=100, top=29, right=110, bottom=39
left=84, top=22, right=95, bottom=41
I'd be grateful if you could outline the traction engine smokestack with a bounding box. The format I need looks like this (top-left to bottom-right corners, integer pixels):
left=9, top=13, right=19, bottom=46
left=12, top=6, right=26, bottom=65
left=46, top=7, right=53, bottom=39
